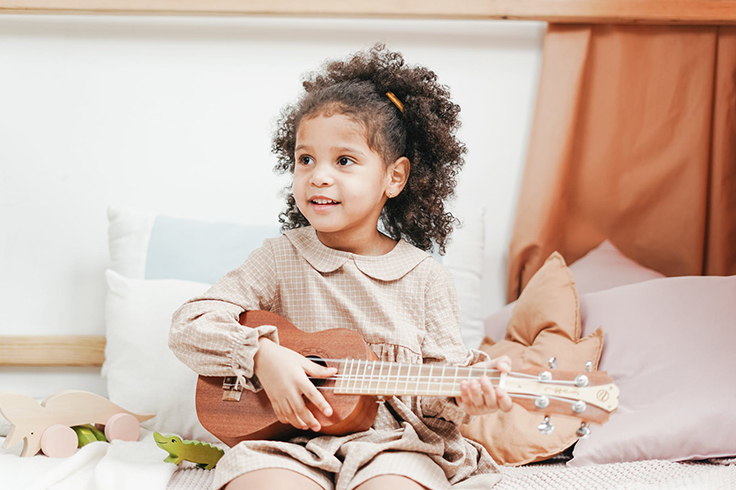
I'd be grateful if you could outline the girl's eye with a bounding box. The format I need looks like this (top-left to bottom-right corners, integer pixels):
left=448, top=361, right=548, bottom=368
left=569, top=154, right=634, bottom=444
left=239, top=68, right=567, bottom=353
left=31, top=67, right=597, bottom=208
left=299, top=155, right=314, bottom=166
left=338, top=157, right=355, bottom=167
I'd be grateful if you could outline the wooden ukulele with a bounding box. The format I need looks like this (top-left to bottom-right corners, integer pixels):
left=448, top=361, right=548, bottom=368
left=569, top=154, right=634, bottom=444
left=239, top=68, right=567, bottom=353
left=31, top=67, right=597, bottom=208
left=196, top=311, right=619, bottom=446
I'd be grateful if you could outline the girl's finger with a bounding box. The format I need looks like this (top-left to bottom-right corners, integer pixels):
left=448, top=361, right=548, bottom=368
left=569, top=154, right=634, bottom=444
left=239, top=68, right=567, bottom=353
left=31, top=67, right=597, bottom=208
left=302, top=381, right=333, bottom=418
left=301, top=360, right=336, bottom=419
left=303, top=359, right=338, bottom=379
left=272, top=403, right=289, bottom=425
left=468, top=379, right=484, bottom=407
left=491, top=355, right=512, bottom=374
left=457, top=381, right=468, bottom=410
left=285, top=397, right=312, bottom=431
left=497, top=388, right=513, bottom=412
left=480, top=376, right=498, bottom=409
left=289, top=395, right=321, bottom=432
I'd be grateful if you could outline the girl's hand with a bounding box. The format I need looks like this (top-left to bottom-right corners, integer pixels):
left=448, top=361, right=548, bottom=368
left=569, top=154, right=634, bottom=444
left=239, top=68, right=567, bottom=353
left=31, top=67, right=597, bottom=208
left=253, top=338, right=337, bottom=432
left=456, top=356, right=513, bottom=416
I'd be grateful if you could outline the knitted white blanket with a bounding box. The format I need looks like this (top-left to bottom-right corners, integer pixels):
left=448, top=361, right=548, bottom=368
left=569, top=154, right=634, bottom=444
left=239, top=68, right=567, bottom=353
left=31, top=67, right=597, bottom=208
left=166, top=458, right=736, bottom=490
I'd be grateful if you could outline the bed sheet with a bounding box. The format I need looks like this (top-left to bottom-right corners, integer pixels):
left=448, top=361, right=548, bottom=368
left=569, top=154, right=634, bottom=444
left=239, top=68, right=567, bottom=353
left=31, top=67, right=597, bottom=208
left=166, top=457, right=736, bottom=490
left=3, top=431, right=734, bottom=490
left=0, top=429, right=175, bottom=490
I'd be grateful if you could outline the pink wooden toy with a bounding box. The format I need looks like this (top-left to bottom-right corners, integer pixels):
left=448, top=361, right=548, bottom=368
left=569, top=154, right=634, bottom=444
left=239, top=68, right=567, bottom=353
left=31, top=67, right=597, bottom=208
left=0, top=390, right=154, bottom=457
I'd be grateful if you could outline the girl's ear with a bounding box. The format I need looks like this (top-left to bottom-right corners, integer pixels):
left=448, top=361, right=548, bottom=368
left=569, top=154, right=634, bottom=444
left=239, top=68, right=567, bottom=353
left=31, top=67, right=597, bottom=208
left=386, top=157, right=410, bottom=198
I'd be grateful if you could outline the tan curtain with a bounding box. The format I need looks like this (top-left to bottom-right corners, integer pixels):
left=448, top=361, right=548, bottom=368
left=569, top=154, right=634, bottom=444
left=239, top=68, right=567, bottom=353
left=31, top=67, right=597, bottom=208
left=508, top=24, right=736, bottom=302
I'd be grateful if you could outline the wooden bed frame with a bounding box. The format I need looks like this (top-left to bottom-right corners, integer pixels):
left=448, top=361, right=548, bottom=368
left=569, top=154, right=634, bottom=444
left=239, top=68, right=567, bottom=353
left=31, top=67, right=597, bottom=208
left=1, top=0, right=736, bottom=24
left=0, top=336, right=105, bottom=367
left=0, top=0, right=733, bottom=369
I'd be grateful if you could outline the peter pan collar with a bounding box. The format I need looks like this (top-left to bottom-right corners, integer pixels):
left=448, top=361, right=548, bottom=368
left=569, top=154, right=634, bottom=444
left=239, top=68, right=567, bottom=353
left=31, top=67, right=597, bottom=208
left=284, top=227, right=431, bottom=281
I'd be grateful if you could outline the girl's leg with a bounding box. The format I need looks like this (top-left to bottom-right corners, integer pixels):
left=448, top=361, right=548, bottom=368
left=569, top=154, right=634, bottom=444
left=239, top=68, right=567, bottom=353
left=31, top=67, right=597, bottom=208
left=354, top=475, right=427, bottom=490
left=226, top=468, right=327, bottom=490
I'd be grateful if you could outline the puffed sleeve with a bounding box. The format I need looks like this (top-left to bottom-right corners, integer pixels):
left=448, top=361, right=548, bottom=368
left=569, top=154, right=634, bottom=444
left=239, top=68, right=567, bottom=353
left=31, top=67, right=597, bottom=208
left=419, top=264, right=490, bottom=426
left=169, top=239, right=280, bottom=391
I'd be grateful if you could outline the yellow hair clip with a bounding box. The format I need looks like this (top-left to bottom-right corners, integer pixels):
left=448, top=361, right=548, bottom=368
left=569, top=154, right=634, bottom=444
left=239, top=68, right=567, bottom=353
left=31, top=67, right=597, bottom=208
left=386, top=91, right=404, bottom=113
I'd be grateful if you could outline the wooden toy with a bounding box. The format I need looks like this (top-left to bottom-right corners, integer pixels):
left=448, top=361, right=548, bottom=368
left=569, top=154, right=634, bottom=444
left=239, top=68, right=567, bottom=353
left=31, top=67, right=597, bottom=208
left=0, top=390, right=154, bottom=457
left=153, top=432, right=224, bottom=470
left=71, top=424, right=107, bottom=447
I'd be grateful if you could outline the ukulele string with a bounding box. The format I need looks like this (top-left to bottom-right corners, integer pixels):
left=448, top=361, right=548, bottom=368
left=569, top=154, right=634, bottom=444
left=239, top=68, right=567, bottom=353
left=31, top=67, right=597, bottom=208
left=307, top=371, right=533, bottom=382
left=319, top=374, right=581, bottom=387
left=307, top=359, right=507, bottom=377
left=304, top=386, right=582, bottom=407
left=307, top=385, right=588, bottom=411
left=305, top=374, right=509, bottom=389
left=307, top=374, right=506, bottom=382
left=306, top=361, right=581, bottom=387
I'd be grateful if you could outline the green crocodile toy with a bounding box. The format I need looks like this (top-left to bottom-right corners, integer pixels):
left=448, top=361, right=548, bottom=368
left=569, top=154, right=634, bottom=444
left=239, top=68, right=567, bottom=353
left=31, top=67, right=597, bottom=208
left=153, top=432, right=225, bottom=470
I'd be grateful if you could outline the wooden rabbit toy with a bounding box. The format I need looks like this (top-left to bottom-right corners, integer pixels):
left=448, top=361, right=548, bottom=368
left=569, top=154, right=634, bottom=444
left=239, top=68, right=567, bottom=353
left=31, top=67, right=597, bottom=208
left=0, top=390, right=154, bottom=457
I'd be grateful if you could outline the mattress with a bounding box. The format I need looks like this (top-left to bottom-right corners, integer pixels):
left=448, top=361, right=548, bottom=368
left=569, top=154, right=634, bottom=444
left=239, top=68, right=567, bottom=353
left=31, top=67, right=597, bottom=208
left=167, top=455, right=736, bottom=490
left=3, top=430, right=734, bottom=490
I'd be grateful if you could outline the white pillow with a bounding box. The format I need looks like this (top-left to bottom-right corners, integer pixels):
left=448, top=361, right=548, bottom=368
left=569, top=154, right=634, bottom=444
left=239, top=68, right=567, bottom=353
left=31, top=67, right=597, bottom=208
left=102, top=270, right=216, bottom=442
left=444, top=208, right=485, bottom=349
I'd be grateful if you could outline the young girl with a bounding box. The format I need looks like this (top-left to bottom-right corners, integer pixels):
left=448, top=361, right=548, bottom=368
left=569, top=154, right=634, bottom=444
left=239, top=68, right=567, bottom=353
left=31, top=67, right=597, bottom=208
left=170, top=44, right=512, bottom=490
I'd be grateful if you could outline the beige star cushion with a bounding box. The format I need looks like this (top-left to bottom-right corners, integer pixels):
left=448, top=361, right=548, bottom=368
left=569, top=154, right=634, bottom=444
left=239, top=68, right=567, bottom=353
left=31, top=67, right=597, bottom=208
left=460, top=252, right=604, bottom=466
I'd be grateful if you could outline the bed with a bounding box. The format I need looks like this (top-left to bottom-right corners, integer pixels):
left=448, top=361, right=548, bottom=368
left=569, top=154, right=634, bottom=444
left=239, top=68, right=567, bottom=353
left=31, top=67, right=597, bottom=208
left=2, top=218, right=735, bottom=488
left=1, top=2, right=735, bottom=489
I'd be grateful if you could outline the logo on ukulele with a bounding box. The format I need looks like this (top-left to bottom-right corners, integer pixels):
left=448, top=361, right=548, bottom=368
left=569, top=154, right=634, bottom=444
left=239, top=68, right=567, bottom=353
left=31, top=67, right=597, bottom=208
left=597, top=389, right=611, bottom=402
left=543, top=387, right=581, bottom=397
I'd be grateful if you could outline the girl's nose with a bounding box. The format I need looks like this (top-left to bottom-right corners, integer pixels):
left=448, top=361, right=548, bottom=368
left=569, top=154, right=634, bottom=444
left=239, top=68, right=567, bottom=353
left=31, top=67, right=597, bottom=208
left=309, top=161, right=334, bottom=187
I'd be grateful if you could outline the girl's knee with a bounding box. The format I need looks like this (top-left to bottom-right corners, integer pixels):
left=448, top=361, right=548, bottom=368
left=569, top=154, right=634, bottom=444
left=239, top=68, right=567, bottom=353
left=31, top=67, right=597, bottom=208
left=225, top=468, right=327, bottom=490
left=353, top=475, right=427, bottom=490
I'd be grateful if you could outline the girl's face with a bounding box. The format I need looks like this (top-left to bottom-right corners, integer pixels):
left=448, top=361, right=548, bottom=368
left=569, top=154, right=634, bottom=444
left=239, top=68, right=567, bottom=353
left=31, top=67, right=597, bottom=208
left=293, top=112, right=408, bottom=254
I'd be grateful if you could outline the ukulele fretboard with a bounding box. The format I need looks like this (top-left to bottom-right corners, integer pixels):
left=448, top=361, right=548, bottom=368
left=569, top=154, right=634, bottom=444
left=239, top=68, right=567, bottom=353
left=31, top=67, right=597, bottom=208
left=333, top=359, right=496, bottom=397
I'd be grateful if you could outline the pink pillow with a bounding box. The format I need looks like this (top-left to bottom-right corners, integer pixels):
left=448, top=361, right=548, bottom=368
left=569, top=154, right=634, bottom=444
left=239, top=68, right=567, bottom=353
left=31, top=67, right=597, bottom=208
left=569, top=240, right=665, bottom=294
left=571, top=275, right=736, bottom=465
left=484, top=240, right=663, bottom=341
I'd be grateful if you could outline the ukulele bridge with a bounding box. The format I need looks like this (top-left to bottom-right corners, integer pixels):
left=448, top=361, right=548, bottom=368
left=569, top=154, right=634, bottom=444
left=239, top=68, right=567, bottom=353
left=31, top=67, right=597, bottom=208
left=222, top=376, right=243, bottom=402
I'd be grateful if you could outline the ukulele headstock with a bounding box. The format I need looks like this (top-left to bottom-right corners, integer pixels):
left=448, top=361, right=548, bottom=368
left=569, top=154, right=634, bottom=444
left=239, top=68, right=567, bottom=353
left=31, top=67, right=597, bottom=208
left=503, top=365, right=619, bottom=438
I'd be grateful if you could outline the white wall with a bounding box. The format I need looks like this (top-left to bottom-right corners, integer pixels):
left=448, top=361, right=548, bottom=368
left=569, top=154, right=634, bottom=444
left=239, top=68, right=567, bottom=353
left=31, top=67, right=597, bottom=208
left=0, top=14, right=544, bottom=397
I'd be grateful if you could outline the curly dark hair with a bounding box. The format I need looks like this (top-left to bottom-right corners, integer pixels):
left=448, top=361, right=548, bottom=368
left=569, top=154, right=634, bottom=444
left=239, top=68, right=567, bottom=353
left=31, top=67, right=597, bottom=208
left=272, top=43, right=466, bottom=253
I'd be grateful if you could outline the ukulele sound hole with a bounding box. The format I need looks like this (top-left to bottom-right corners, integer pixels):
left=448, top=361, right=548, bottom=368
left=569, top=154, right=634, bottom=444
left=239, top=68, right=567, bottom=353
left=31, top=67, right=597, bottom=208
left=306, top=356, right=328, bottom=387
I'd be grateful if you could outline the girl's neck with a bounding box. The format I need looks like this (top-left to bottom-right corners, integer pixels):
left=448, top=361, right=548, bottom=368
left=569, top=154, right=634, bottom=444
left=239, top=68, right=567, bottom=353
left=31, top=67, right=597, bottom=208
left=315, top=228, right=397, bottom=256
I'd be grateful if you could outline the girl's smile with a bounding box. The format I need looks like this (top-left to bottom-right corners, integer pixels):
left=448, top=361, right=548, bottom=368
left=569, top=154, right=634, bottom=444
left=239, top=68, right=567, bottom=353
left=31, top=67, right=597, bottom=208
left=292, top=113, right=408, bottom=255
left=308, top=195, right=340, bottom=209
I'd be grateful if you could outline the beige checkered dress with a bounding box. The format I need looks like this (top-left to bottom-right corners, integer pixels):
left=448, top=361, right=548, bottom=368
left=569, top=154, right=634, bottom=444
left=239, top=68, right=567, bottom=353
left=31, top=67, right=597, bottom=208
left=170, top=227, right=502, bottom=490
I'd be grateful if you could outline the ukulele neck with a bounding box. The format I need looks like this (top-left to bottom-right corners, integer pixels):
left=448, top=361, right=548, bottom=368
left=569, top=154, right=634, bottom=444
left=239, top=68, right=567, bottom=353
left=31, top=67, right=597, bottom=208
left=332, top=359, right=618, bottom=414
left=334, top=359, right=486, bottom=397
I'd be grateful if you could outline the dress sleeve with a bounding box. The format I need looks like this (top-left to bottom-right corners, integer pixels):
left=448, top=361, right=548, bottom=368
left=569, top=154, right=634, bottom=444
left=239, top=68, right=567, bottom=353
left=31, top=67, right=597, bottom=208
left=169, top=239, right=280, bottom=391
left=419, top=265, right=490, bottom=426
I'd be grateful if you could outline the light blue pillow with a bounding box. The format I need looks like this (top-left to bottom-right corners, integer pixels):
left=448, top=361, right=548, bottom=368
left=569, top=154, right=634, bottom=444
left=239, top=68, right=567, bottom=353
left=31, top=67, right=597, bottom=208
left=144, top=214, right=439, bottom=282
left=145, top=216, right=280, bottom=284
left=107, top=206, right=280, bottom=284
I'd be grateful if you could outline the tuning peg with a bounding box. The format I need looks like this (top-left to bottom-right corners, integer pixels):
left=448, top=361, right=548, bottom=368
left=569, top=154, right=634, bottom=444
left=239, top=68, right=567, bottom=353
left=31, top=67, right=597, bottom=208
left=548, top=357, right=558, bottom=369
left=585, top=361, right=593, bottom=372
left=535, top=395, right=550, bottom=409
left=537, top=416, right=554, bottom=435
left=576, top=423, right=590, bottom=439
